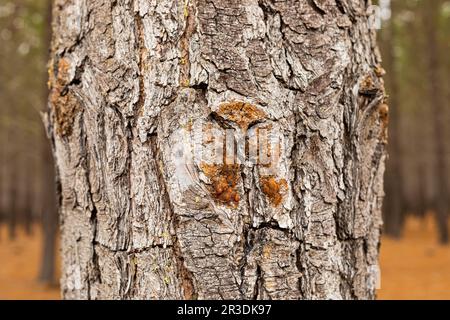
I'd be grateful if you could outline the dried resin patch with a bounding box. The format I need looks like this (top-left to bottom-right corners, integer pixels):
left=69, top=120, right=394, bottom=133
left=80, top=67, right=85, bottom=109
left=201, top=163, right=241, bottom=206
left=260, top=176, right=288, bottom=207
left=217, top=101, right=266, bottom=130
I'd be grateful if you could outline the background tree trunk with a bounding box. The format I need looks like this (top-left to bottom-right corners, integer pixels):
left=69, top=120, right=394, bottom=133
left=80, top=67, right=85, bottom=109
left=39, top=134, right=59, bottom=284
left=39, top=0, right=59, bottom=285
left=423, top=0, right=449, bottom=244
left=381, top=0, right=404, bottom=238
left=48, top=0, right=387, bottom=300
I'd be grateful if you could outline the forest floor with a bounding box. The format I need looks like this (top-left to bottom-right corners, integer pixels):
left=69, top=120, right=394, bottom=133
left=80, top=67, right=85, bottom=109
left=0, top=225, right=60, bottom=300
left=378, top=214, right=450, bottom=299
left=0, top=214, right=449, bottom=300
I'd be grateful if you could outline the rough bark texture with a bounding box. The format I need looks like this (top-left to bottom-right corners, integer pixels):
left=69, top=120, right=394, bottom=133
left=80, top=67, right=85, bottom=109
left=48, top=0, right=387, bottom=300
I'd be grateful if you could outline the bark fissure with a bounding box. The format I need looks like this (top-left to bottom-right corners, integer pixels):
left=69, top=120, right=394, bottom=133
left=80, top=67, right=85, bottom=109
left=307, top=0, right=326, bottom=16
left=149, top=133, right=197, bottom=300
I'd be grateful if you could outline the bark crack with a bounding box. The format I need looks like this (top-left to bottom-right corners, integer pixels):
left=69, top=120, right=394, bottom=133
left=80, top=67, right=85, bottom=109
left=134, top=10, right=146, bottom=118
left=180, top=0, right=196, bottom=87
left=149, top=134, right=197, bottom=300
left=307, top=0, right=326, bottom=15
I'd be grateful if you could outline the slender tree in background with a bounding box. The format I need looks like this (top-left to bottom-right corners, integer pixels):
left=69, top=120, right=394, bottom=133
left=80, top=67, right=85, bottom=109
left=423, top=0, right=449, bottom=244
left=1, top=2, right=21, bottom=240
left=47, top=0, right=387, bottom=300
left=446, top=3, right=450, bottom=205
left=39, top=0, right=59, bottom=284
left=381, top=0, right=404, bottom=238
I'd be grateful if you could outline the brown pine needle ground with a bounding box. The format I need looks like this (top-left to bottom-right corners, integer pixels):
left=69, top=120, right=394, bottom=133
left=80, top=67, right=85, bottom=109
left=0, top=226, right=60, bottom=300
left=378, top=214, right=450, bottom=300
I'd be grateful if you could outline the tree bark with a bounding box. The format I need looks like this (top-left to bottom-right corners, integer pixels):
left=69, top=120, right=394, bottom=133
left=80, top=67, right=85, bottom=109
left=48, top=0, right=387, bottom=300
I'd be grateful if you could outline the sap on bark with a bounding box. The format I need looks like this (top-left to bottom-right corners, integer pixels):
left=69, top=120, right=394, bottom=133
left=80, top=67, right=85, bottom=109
left=259, top=176, right=288, bottom=207
left=378, top=103, right=390, bottom=143
left=378, top=103, right=389, bottom=126
left=359, top=72, right=384, bottom=97
left=216, top=101, right=267, bottom=131
left=167, top=99, right=292, bottom=214
left=374, top=65, right=387, bottom=77
left=201, top=163, right=241, bottom=206
left=49, top=58, right=80, bottom=137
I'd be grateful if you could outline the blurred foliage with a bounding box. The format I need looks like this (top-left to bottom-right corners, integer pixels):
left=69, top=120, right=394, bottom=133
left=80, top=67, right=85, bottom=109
left=0, top=0, right=49, bottom=226
left=0, top=0, right=48, bottom=154
left=380, top=0, right=450, bottom=239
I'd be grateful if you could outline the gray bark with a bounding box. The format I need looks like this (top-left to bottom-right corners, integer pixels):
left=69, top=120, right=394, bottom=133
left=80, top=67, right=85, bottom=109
left=47, top=0, right=387, bottom=300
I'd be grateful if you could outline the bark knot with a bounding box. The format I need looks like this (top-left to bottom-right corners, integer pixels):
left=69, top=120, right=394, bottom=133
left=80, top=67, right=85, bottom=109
left=217, top=101, right=267, bottom=131
left=201, top=163, right=241, bottom=206
left=49, top=58, right=80, bottom=137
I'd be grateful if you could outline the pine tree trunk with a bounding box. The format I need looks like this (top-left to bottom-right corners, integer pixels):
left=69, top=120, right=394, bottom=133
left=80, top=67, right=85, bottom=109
left=47, top=0, right=387, bottom=300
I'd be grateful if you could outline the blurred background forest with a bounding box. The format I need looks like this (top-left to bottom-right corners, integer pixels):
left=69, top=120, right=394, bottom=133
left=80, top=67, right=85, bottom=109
left=0, top=0, right=450, bottom=300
